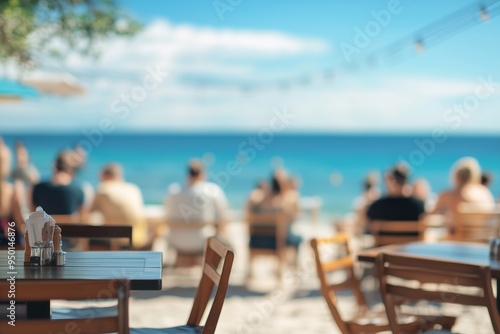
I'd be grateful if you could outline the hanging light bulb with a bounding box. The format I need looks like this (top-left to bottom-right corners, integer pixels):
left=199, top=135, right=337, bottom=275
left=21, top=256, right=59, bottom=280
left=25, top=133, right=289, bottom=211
left=480, top=5, right=490, bottom=21
left=415, top=39, right=425, bottom=53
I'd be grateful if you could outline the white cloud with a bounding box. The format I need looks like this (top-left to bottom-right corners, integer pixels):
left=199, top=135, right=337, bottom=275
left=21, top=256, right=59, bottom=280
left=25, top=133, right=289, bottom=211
left=1, top=19, right=499, bottom=134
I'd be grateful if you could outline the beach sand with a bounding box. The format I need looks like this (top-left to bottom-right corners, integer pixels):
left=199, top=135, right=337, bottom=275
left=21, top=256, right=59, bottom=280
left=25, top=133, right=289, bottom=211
left=126, top=220, right=495, bottom=334
left=52, top=219, right=495, bottom=333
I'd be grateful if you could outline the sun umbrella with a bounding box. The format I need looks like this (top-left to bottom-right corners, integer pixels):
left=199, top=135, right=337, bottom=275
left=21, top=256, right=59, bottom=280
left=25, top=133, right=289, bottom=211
left=0, top=78, right=39, bottom=101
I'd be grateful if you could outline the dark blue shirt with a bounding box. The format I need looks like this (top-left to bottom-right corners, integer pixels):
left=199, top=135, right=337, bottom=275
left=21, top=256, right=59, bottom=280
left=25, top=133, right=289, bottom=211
left=32, top=181, right=84, bottom=215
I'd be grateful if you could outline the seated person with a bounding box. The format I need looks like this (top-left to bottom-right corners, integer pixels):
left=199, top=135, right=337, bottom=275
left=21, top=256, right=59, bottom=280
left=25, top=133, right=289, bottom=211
left=366, top=163, right=425, bottom=235
left=31, top=150, right=86, bottom=250
left=0, top=139, right=26, bottom=246
left=165, top=160, right=228, bottom=254
left=246, top=170, right=302, bottom=250
left=91, top=163, right=146, bottom=249
left=32, top=150, right=85, bottom=217
left=432, top=157, right=494, bottom=234
left=412, top=178, right=436, bottom=211
left=481, top=171, right=493, bottom=189
left=351, top=172, right=380, bottom=233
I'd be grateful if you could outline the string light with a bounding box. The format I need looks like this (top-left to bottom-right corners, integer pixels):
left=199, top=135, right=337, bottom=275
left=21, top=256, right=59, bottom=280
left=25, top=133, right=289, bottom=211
left=480, top=4, right=490, bottom=21
left=37, top=0, right=496, bottom=95
left=415, top=39, right=425, bottom=53
left=243, top=0, right=500, bottom=94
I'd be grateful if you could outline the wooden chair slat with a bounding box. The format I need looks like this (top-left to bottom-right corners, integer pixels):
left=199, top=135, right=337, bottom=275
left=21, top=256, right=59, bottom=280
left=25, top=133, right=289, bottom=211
left=386, top=284, right=488, bottom=307
left=322, top=256, right=354, bottom=272
left=385, top=266, right=483, bottom=287
left=203, top=263, right=221, bottom=286
left=377, top=253, right=499, bottom=333
left=57, top=223, right=133, bottom=250
left=371, top=220, right=423, bottom=247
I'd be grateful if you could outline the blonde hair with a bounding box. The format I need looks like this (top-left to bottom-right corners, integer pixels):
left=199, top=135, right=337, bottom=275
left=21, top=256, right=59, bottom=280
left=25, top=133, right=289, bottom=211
left=451, top=157, right=481, bottom=186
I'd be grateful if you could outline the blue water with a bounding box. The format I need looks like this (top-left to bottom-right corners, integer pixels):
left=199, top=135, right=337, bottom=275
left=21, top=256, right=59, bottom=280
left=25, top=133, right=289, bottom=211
left=1, top=133, right=499, bottom=218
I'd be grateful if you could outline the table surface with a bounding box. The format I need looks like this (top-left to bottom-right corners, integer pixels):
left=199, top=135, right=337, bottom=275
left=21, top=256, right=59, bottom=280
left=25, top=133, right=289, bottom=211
left=357, top=241, right=500, bottom=279
left=0, top=250, right=163, bottom=290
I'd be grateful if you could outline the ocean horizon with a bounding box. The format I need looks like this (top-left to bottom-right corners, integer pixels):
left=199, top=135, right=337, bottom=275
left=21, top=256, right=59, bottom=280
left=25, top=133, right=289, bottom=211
left=1, top=132, right=499, bottom=219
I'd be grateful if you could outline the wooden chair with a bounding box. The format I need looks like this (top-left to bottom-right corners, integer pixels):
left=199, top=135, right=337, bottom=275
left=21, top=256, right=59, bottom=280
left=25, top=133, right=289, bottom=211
left=376, top=253, right=500, bottom=333
left=370, top=219, right=424, bottom=247
left=50, top=214, right=80, bottom=224
left=449, top=203, right=500, bottom=243
left=57, top=223, right=133, bottom=250
left=132, top=237, right=234, bottom=334
left=246, top=212, right=301, bottom=279
left=311, top=234, right=390, bottom=333
left=0, top=279, right=130, bottom=334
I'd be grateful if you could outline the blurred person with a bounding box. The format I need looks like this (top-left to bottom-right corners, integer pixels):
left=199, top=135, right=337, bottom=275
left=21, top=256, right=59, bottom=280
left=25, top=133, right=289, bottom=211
left=351, top=172, right=381, bottom=232
left=246, top=169, right=302, bottom=250
left=11, top=141, right=40, bottom=219
left=91, top=163, right=147, bottom=249
left=481, top=171, right=493, bottom=188
left=11, top=141, right=39, bottom=185
left=367, top=163, right=425, bottom=223
left=245, top=180, right=269, bottom=210
left=0, top=138, right=26, bottom=245
left=287, top=176, right=301, bottom=210
left=412, top=178, right=436, bottom=211
left=68, top=145, right=94, bottom=214
left=31, top=150, right=85, bottom=218
left=165, top=159, right=228, bottom=254
left=432, top=157, right=494, bottom=232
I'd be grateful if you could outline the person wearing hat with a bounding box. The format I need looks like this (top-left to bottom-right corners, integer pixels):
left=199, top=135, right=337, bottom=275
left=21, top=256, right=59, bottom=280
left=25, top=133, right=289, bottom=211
left=366, top=163, right=425, bottom=223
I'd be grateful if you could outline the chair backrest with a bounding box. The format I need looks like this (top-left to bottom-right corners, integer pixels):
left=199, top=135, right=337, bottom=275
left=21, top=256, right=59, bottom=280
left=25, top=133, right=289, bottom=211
left=187, top=237, right=234, bottom=334
left=376, top=253, right=500, bottom=334
left=0, top=279, right=130, bottom=334
left=57, top=223, right=133, bottom=250
left=452, top=203, right=500, bottom=243
left=370, top=220, right=423, bottom=247
left=166, top=220, right=217, bottom=230
left=246, top=211, right=288, bottom=252
left=51, top=214, right=80, bottom=224
left=310, top=234, right=369, bottom=334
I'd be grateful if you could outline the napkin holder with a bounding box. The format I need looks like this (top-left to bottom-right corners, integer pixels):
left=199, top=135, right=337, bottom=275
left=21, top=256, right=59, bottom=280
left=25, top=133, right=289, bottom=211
left=24, top=225, right=65, bottom=266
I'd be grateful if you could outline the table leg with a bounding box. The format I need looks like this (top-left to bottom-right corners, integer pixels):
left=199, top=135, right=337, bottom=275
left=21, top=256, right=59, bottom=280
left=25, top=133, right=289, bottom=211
left=27, top=301, right=50, bottom=319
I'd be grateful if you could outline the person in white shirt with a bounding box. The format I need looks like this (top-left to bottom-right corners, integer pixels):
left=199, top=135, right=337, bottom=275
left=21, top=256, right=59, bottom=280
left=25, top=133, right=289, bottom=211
left=91, top=163, right=146, bottom=248
left=165, top=159, right=228, bottom=254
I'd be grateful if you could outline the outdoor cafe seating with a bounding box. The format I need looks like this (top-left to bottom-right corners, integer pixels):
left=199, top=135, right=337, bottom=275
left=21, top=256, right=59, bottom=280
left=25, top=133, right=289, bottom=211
left=377, top=253, right=500, bottom=333
left=310, top=233, right=456, bottom=334
left=0, top=221, right=234, bottom=334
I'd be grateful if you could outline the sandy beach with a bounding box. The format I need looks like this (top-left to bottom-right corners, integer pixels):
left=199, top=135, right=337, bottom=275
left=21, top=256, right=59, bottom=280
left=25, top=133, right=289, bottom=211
left=121, top=220, right=495, bottom=334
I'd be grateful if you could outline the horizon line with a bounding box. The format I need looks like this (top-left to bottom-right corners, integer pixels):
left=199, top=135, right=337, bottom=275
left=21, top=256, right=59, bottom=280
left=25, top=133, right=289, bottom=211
left=0, top=130, right=499, bottom=137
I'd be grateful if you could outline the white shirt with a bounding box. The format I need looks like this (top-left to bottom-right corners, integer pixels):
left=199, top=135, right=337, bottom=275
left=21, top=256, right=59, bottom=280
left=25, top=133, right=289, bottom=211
left=165, top=181, right=228, bottom=252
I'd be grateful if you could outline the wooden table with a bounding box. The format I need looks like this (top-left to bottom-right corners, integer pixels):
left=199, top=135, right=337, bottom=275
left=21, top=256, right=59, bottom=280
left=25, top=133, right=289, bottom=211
left=357, top=241, right=500, bottom=309
left=0, top=250, right=162, bottom=319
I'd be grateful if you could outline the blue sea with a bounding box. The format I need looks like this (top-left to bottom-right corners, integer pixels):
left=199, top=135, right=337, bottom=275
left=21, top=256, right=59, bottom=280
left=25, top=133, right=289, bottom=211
left=1, top=133, right=499, bottom=218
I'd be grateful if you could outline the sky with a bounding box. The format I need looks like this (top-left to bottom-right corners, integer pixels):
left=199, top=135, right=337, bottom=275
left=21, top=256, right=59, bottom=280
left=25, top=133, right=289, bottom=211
left=1, top=0, right=500, bottom=134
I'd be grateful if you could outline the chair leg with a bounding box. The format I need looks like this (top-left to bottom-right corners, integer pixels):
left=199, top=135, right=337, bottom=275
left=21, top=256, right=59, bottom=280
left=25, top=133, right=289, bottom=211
left=278, top=250, right=286, bottom=280
left=246, top=252, right=254, bottom=282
